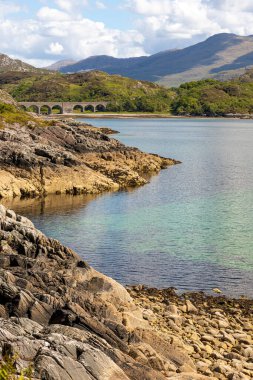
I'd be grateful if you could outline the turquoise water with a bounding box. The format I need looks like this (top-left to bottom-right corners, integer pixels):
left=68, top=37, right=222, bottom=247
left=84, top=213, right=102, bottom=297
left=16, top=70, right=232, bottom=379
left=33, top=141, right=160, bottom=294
left=6, top=118, right=253, bottom=297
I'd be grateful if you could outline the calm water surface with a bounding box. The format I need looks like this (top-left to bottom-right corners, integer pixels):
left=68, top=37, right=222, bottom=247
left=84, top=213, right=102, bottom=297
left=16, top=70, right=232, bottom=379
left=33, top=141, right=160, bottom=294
left=5, top=118, right=253, bottom=297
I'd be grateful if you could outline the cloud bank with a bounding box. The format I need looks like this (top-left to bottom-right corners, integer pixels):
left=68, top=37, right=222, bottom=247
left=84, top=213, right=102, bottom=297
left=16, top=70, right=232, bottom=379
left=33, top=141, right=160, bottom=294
left=126, top=0, right=253, bottom=52
left=1, top=0, right=253, bottom=66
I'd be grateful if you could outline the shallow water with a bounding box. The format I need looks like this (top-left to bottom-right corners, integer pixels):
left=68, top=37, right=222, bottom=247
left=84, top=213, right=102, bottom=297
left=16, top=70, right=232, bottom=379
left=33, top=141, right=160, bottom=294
left=5, top=118, right=253, bottom=297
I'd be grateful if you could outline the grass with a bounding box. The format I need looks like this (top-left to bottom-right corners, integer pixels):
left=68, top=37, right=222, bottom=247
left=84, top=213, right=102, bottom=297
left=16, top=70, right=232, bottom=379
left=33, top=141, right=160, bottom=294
left=0, top=102, right=50, bottom=128
left=0, top=353, right=33, bottom=380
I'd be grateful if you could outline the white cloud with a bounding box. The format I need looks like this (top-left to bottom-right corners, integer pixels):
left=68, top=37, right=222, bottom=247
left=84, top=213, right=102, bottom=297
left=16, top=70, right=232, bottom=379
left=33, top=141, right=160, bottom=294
left=96, top=1, right=106, bottom=9
left=0, top=4, right=146, bottom=66
left=2, top=0, right=253, bottom=66
left=54, top=0, right=88, bottom=12
left=45, top=42, right=64, bottom=55
left=37, top=7, right=71, bottom=21
left=126, top=0, right=253, bottom=52
left=0, top=1, right=20, bottom=18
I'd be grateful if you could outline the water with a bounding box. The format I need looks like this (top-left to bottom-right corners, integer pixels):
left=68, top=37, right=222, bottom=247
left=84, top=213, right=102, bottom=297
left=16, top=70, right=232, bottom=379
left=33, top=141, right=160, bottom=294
left=4, top=118, right=253, bottom=297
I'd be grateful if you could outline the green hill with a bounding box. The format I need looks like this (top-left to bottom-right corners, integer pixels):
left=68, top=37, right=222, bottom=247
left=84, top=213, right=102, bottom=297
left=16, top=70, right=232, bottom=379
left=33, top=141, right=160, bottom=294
left=0, top=70, right=174, bottom=113
left=172, top=69, right=253, bottom=116
left=2, top=66, right=253, bottom=117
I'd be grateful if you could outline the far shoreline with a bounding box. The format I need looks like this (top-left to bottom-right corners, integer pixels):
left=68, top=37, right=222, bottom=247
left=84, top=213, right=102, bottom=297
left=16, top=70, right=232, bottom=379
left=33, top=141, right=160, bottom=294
left=47, top=112, right=176, bottom=119
left=46, top=112, right=253, bottom=120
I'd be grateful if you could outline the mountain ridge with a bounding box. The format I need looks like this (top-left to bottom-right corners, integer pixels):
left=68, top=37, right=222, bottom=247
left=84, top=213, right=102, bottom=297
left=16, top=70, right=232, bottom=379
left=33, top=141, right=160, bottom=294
left=56, top=33, right=253, bottom=86
left=0, top=53, right=44, bottom=73
left=46, top=59, right=77, bottom=71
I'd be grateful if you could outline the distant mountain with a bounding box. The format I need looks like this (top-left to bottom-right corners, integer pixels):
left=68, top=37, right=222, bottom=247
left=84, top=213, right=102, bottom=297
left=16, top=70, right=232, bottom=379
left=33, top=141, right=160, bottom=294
left=59, top=34, right=253, bottom=86
left=60, top=55, right=147, bottom=74
left=0, top=54, right=40, bottom=73
left=45, top=59, right=77, bottom=71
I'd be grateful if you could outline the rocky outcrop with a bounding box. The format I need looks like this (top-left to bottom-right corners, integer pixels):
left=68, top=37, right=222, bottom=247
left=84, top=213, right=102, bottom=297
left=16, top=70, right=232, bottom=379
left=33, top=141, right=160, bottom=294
left=0, top=53, right=40, bottom=73
left=0, top=120, right=178, bottom=199
left=0, top=205, right=212, bottom=379
left=0, top=89, right=17, bottom=105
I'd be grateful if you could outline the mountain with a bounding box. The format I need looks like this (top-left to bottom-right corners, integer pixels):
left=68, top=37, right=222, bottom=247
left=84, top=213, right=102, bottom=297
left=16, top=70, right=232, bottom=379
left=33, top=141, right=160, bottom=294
left=45, top=59, right=77, bottom=71
left=0, top=53, right=40, bottom=73
left=59, top=34, right=253, bottom=86
left=60, top=54, right=148, bottom=74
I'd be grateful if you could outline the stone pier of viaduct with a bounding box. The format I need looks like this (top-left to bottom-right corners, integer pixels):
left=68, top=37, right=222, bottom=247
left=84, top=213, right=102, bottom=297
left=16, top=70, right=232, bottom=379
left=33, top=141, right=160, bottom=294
left=18, top=101, right=109, bottom=114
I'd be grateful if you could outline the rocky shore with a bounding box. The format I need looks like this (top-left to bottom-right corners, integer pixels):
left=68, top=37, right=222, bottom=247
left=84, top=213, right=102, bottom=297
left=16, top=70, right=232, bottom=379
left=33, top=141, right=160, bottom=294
left=0, top=119, right=178, bottom=199
left=0, top=205, right=252, bottom=379
left=128, top=286, right=253, bottom=379
left=0, top=204, right=216, bottom=379
left=1, top=93, right=252, bottom=379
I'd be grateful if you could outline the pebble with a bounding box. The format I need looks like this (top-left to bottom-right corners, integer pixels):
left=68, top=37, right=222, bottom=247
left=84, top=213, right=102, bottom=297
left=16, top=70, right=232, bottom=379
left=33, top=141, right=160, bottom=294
left=205, top=344, right=213, bottom=355
left=201, top=334, right=216, bottom=343
left=218, top=319, right=230, bottom=329
left=185, top=299, right=198, bottom=313
left=213, top=288, right=222, bottom=294
left=143, top=308, right=156, bottom=322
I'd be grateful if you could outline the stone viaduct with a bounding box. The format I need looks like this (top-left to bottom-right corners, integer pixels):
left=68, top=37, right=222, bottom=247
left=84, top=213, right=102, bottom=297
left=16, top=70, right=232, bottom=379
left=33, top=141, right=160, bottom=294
left=18, top=101, right=109, bottom=114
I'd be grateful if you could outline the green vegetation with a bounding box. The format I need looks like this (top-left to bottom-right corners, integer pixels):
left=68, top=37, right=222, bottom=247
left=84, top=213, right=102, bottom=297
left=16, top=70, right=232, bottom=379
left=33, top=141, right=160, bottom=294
left=172, top=71, right=253, bottom=116
left=0, top=354, right=33, bottom=380
left=0, top=102, right=39, bottom=128
left=0, top=102, right=51, bottom=128
left=0, top=71, right=174, bottom=113
left=2, top=68, right=253, bottom=117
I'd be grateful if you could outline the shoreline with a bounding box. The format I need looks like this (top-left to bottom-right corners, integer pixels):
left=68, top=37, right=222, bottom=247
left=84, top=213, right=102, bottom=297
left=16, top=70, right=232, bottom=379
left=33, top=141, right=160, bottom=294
left=0, top=204, right=252, bottom=379
left=48, top=112, right=176, bottom=119
left=0, top=118, right=179, bottom=200
left=0, top=117, right=252, bottom=378
left=46, top=112, right=253, bottom=120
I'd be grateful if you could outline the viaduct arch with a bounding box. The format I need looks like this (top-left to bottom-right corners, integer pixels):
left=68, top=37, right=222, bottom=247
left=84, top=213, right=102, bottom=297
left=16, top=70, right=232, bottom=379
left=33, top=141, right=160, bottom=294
left=18, top=101, right=108, bottom=114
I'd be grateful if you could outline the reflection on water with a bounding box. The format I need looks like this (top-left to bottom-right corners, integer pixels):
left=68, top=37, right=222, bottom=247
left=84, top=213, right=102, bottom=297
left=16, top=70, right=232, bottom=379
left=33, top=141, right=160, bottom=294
left=3, top=193, right=103, bottom=217
left=4, top=118, right=253, bottom=297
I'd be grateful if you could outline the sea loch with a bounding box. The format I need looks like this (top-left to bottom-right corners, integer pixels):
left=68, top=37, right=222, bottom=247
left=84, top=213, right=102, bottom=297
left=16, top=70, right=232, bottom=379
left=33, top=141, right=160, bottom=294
left=5, top=117, right=253, bottom=297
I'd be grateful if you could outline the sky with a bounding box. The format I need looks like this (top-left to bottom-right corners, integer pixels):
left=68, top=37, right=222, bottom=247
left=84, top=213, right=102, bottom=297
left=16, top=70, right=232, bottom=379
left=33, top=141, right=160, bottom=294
left=1, top=0, right=253, bottom=67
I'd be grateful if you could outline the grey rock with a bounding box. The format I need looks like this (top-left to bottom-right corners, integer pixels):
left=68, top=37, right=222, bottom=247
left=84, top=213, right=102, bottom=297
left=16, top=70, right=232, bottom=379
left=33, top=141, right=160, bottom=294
left=0, top=207, right=190, bottom=380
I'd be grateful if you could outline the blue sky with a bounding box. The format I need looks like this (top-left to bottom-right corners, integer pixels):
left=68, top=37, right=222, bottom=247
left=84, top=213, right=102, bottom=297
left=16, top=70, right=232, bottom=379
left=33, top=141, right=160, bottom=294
left=19, top=0, right=132, bottom=30
left=1, top=0, right=253, bottom=67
